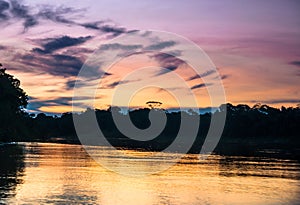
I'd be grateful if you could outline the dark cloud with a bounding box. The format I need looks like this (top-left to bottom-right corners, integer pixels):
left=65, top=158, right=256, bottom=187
left=289, top=61, right=300, bottom=76
left=37, top=6, right=78, bottom=24
left=14, top=52, right=84, bottom=77
left=191, top=83, right=212, bottom=90
left=33, top=35, right=92, bottom=54
left=62, top=47, right=94, bottom=56
left=10, top=0, right=29, bottom=18
left=103, top=72, right=112, bottom=76
left=152, top=53, right=183, bottom=66
left=99, top=43, right=143, bottom=51
left=28, top=95, right=104, bottom=111
left=157, top=65, right=178, bottom=75
left=0, top=0, right=9, bottom=20
left=99, top=25, right=127, bottom=36
left=107, top=81, right=120, bottom=88
left=66, top=79, right=89, bottom=90
left=65, top=72, right=112, bottom=90
left=152, top=53, right=185, bottom=76
left=48, top=54, right=83, bottom=76
left=10, top=0, right=38, bottom=29
left=290, top=61, right=300, bottom=67
left=48, top=97, right=72, bottom=105
left=81, top=21, right=103, bottom=30
left=65, top=80, right=76, bottom=90
left=28, top=97, right=73, bottom=110
left=0, top=44, right=7, bottom=49
left=0, top=1, right=130, bottom=36
left=221, top=74, right=230, bottom=80
left=1, top=1, right=134, bottom=81
left=188, top=70, right=216, bottom=81
left=188, top=75, right=199, bottom=81
left=145, top=41, right=176, bottom=50
left=105, top=79, right=140, bottom=89
left=0, top=0, right=9, bottom=11
left=0, top=0, right=80, bottom=30
left=81, top=21, right=128, bottom=36
left=155, top=87, right=183, bottom=93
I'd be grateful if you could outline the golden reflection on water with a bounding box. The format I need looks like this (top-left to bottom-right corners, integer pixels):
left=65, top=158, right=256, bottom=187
left=2, top=143, right=300, bottom=205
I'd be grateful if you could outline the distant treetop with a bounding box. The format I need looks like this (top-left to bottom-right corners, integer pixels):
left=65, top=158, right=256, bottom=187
left=146, top=101, right=162, bottom=109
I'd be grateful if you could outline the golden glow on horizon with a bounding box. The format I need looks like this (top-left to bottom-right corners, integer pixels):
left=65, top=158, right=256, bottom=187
left=39, top=105, right=73, bottom=113
left=90, top=52, right=215, bottom=110
left=129, top=87, right=180, bottom=109
left=3, top=37, right=299, bottom=114
left=9, top=62, right=299, bottom=114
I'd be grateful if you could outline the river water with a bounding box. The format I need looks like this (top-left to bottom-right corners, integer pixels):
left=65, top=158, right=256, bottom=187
left=0, top=142, right=299, bottom=204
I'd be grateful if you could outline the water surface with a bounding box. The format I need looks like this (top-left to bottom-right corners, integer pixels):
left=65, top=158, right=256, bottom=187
left=0, top=143, right=299, bottom=204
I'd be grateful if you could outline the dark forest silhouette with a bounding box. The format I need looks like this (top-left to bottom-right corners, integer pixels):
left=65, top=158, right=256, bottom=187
left=0, top=66, right=299, bottom=158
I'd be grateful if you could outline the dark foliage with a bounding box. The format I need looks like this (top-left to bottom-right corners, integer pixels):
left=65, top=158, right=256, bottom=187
left=0, top=67, right=28, bottom=141
left=0, top=67, right=299, bottom=158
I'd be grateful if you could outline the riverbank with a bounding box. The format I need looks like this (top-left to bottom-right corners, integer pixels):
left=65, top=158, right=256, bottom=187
left=5, top=135, right=299, bottom=160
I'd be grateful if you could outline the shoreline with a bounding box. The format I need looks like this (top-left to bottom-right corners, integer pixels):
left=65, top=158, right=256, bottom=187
left=2, top=137, right=299, bottom=160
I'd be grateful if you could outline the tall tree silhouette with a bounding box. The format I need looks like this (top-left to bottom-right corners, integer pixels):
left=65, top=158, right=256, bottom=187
left=0, top=64, right=28, bottom=141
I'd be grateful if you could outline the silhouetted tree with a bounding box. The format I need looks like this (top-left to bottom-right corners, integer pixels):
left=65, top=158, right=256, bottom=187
left=0, top=64, right=299, bottom=158
left=146, top=101, right=162, bottom=109
left=0, top=65, right=28, bottom=141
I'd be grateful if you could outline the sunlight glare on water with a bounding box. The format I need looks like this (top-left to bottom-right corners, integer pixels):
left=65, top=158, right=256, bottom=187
left=0, top=143, right=299, bottom=205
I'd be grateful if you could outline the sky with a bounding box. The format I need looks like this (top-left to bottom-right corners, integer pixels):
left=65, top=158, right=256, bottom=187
left=0, top=0, right=299, bottom=114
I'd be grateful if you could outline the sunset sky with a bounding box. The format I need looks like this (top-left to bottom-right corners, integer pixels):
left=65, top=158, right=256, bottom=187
left=0, top=0, right=299, bottom=114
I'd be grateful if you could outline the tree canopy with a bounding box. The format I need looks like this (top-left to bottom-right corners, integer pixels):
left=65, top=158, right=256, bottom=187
left=0, top=65, right=28, bottom=140
left=0, top=64, right=299, bottom=159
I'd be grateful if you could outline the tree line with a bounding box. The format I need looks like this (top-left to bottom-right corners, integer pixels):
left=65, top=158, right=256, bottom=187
left=1, top=67, right=299, bottom=157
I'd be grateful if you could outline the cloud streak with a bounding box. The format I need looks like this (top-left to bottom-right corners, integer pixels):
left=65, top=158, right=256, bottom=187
left=104, top=79, right=141, bottom=89
left=290, top=61, right=300, bottom=67
left=99, top=43, right=143, bottom=51
left=0, top=0, right=130, bottom=36
left=13, top=52, right=84, bottom=77
left=28, top=96, right=73, bottom=111
left=145, top=40, right=176, bottom=50
left=10, top=0, right=38, bottom=30
left=151, top=53, right=185, bottom=76
left=81, top=21, right=129, bottom=36
left=0, top=0, right=79, bottom=30
left=32, top=35, right=92, bottom=54
left=188, top=70, right=216, bottom=81
left=37, top=5, right=78, bottom=25
left=0, top=0, right=9, bottom=20
left=191, top=83, right=212, bottom=90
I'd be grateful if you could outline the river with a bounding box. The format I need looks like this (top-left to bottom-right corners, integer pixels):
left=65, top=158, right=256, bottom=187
left=0, top=143, right=299, bottom=204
